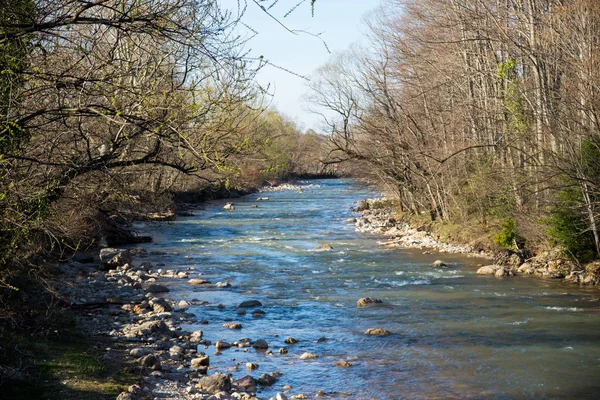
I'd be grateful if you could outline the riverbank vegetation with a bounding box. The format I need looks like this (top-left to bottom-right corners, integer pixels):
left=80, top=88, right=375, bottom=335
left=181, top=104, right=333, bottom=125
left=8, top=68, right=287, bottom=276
left=308, top=0, right=600, bottom=264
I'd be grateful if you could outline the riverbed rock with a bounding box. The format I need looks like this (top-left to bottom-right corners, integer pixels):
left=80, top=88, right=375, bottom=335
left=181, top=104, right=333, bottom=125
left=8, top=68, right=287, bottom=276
left=215, top=340, right=232, bottom=350
left=239, top=300, right=263, bottom=308
left=189, top=330, right=203, bottom=342
left=476, top=265, right=502, bottom=275
left=432, top=260, right=447, bottom=268
left=253, top=339, right=269, bottom=349
left=364, top=328, right=390, bottom=336
left=129, top=347, right=148, bottom=358
left=356, top=297, right=383, bottom=307
left=299, top=352, right=318, bottom=360
left=223, top=203, right=235, bottom=211
left=223, top=322, right=242, bottom=329
left=189, top=278, right=210, bottom=285
left=150, top=297, right=172, bottom=313
left=196, top=373, right=232, bottom=394
left=233, top=375, right=257, bottom=391
left=313, top=244, right=334, bottom=251
left=258, top=373, right=278, bottom=386
left=334, top=360, right=352, bottom=367
left=140, top=354, right=161, bottom=370
left=145, top=283, right=170, bottom=293
left=518, top=263, right=535, bottom=274
left=191, top=355, right=210, bottom=368
left=276, top=393, right=288, bottom=400
left=246, top=362, right=259, bottom=370
left=216, top=281, right=231, bottom=288
left=99, top=248, right=132, bottom=269
left=284, top=337, right=299, bottom=344
left=137, top=320, right=173, bottom=337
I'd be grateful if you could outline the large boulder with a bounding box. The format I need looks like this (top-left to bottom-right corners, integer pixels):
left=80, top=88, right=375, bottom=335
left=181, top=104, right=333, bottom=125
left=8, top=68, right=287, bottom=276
left=196, top=373, right=232, bottom=394
left=356, top=297, right=384, bottom=308
left=99, top=248, right=132, bottom=269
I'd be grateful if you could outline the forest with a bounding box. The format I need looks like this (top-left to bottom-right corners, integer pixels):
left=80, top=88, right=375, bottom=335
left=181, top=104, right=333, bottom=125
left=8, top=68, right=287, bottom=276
left=309, top=0, right=600, bottom=262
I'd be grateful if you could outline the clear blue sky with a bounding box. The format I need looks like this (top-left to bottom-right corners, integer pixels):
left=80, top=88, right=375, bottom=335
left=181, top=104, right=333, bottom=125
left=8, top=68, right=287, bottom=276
left=221, top=0, right=381, bottom=132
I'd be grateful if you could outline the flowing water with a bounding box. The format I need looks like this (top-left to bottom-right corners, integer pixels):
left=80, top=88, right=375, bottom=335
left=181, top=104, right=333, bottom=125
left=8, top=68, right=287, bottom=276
left=133, top=179, right=600, bottom=399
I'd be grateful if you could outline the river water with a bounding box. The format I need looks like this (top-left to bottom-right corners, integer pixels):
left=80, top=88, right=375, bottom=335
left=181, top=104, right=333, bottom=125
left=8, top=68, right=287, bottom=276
left=134, top=179, right=600, bottom=399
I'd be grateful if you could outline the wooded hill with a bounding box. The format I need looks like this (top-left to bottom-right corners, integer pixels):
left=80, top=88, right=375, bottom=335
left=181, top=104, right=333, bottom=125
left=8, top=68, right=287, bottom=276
left=308, top=0, right=600, bottom=262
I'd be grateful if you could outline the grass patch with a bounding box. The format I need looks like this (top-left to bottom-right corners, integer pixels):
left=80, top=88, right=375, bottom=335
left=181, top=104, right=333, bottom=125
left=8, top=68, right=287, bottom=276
left=1, top=333, right=137, bottom=400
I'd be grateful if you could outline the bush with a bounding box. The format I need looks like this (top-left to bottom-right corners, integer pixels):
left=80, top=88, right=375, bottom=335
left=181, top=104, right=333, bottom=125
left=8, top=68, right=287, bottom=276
left=493, top=219, right=525, bottom=250
left=547, top=185, right=596, bottom=262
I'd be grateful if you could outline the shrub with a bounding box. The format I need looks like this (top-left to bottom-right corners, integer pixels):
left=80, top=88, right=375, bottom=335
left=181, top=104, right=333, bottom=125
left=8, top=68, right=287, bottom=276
left=493, top=219, right=525, bottom=250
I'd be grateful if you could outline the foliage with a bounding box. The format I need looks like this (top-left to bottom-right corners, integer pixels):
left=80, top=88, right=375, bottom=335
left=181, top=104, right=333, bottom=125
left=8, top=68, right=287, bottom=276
left=492, top=219, right=525, bottom=250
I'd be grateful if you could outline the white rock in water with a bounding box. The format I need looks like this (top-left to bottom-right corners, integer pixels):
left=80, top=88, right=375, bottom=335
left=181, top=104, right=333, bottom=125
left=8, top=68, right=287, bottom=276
left=299, top=352, right=318, bottom=360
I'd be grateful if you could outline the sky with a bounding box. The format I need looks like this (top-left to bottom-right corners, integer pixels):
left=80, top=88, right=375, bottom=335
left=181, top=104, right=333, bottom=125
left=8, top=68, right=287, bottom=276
left=221, top=0, right=382, bottom=132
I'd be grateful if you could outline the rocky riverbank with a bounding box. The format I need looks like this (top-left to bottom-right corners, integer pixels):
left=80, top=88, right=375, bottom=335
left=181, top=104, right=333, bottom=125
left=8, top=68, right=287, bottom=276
left=352, top=199, right=600, bottom=286
left=58, top=246, right=314, bottom=400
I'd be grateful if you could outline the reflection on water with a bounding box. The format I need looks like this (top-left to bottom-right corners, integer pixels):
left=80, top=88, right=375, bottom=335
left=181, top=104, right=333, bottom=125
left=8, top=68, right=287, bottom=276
left=133, top=179, right=600, bottom=399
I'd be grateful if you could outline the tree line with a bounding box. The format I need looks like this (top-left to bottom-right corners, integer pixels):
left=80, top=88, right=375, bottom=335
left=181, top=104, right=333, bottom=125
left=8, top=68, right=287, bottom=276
left=309, top=0, right=600, bottom=261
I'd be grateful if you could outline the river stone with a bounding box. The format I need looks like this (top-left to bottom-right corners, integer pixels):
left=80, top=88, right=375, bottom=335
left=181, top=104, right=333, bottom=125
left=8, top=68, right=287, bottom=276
left=137, top=320, right=173, bottom=337
left=364, top=328, right=390, bottom=336
left=145, top=284, right=170, bottom=293
left=216, top=281, right=231, bottom=288
left=246, top=362, right=259, bottom=370
left=276, top=393, right=288, bottom=400
left=313, top=244, right=334, bottom=251
left=196, top=373, right=232, bottom=394
left=258, top=373, right=278, bottom=386
left=189, top=279, right=210, bottom=285
left=140, top=354, right=161, bottom=370
left=477, top=265, right=501, bottom=275
left=223, top=203, right=235, bottom=210
left=223, top=322, right=242, bottom=329
left=356, top=297, right=383, bottom=307
left=189, top=330, right=203, bottom=342
left=253, top=339, right=269, bottom=349
left=169, top=345, right=184, bottom=359
left=299, top=352, right=318, bottom=360
left=432, top=260, right=447, bottom=268
left=238, top=300, right=262, bottom=308
left=215, top=340, right=232, bottom=350
left=150, top=297, right=172, bottom=313
left=233, top=375, right=257, bottom=391
left=284, top=337, right=299, bottom=344
left=99, top=248, right=132, bottom=269
left=334, top=360, right=352, bottom=367
left=278, top=348, right=288, bottom=354
left=129, top=347, right=148, bottom=358
left=252, top=309, right=266, bottom=317
left=495, top=267, right=508, bottom=277
left=344, top=218, right=357, bottom=223
left=518, top=263, right=535, bottom=274
left=191, top=355, right=210, bottom=368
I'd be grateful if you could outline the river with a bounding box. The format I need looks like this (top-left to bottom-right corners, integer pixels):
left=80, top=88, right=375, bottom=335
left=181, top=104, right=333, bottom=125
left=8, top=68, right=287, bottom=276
left=133, top=179, right=600, bottom=399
